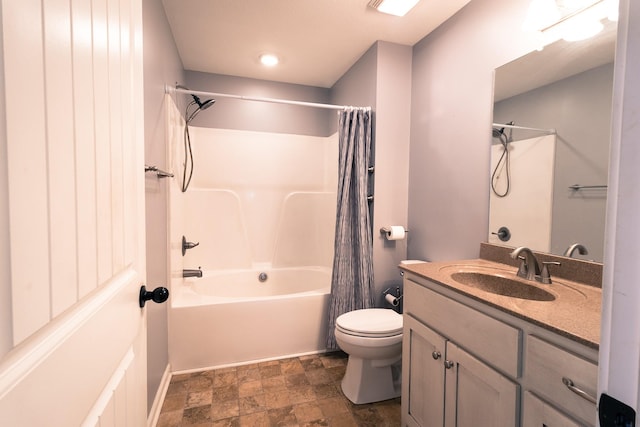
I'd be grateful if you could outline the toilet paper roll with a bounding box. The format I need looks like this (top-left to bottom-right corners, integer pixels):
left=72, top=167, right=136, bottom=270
left=387, top=225, right=406, bottom=241
left=385, top=293, right=399, bottom=306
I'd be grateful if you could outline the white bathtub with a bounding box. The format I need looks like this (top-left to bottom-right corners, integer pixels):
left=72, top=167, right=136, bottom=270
left=169, top=267, right=332, bottom=371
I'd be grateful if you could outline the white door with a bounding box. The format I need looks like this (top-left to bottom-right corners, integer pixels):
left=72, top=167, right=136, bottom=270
left=0, top=0, right=148, bottom=425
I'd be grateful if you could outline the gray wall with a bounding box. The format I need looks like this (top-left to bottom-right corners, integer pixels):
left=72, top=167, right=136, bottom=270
left=184, top=71, right=332, bottom=136
left=494, top=63, right=613, bottom=261
left=142, top=0, right=185, bottom=413
left=408, top=0, right=542, bottom=261
left=332, top=41, right=412, bottom=307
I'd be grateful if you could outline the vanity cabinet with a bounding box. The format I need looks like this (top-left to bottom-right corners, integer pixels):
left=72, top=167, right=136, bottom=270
left=402, top=273, right=599, bottom=427
left=402, top=279, right=519, bottom=427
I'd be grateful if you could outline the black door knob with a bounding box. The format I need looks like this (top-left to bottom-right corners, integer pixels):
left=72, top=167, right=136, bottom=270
left=139, top=285, right=169, bottom=308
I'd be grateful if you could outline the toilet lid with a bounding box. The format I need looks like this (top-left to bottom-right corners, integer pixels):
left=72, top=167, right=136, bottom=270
left=336, top=308, right=402, bottom=337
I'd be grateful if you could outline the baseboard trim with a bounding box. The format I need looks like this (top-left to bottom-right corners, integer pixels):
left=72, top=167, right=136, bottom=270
left=171, top=349, right=334, bottom=376
left=147, top=363, right=172, bottom=427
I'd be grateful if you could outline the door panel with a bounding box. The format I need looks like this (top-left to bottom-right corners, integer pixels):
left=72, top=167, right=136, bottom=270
left=445, top=342, right=518, bottom=427
left=402, top=314, right=447, bottom=427
left=0, top=0, right=147, bottom=424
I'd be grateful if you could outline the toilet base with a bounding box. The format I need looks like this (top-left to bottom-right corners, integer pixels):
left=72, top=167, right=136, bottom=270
left=340, top=355, right=402, bottom=404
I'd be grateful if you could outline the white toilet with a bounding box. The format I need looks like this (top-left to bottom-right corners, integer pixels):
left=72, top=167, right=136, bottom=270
left=334, top=308, right=403, bottom=404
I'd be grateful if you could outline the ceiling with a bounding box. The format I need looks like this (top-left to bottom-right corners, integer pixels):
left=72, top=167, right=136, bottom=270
left=161, top=0, right=472, bottom=88
left=494, top=18, right=617, bottom=102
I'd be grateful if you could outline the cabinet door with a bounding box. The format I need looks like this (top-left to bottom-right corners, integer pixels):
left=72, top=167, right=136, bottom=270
left=522, top=391, right=583, bottom=427
left=402, top=314, right=447, bottom=427
left=444, top=342, right=518, bottom=427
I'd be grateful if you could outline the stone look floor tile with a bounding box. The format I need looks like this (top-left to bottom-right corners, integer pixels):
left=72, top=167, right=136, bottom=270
left=262, top=375, right=287, bottom=392
left=267, top=405, right=298, bottom=426
left=211, top=398, right=240, bottom=421
left=212, top=417, right=241, bottom=427
left=159, top=351, right=401, bottom=426
left=156, top=409, right=183, bottom=427
left=239, top=411, right=270, bottom=427
left=317, top=397, right=350, bottom=418
left=182, top=404, right=212, bottom=424
left=305, top=368, right=333, bottom=385
left=285, top=373, right=311, bottom=387
left=215, top=371, right=239, bottom=388
left=239, top=393, right=268, bottom=415
left=186, top=389, right=213, bottom=408
left=293, top=402, right=324, bottom=423
left=265, top=389, right=292, bottom=409
left=238, top=379, right=263, bottom=397
left=212, top=384, right=240, bottom=402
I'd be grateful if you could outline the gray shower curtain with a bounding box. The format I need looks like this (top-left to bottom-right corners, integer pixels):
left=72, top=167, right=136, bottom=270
left=326, top=107, right=374, bottom=350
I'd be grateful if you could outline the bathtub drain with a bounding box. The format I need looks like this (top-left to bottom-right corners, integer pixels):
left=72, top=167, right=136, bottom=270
left=258, top=272, right=268, bottom=282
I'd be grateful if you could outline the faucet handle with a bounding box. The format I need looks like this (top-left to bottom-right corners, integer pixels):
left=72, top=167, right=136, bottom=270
left=515, top=255, right=528, bottom=278
left=540, top=261, right=561, bottom=284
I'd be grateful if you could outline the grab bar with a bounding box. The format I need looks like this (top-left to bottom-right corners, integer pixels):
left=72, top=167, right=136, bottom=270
left=145, top=165, right=174, bottom=178
left=569, top=184, right=607, bottom=191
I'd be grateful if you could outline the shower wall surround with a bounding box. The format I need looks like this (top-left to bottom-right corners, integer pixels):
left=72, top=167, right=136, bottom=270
left=489, top=134, right=556, bottom=252
left=174, top=126, right=338, bottom=270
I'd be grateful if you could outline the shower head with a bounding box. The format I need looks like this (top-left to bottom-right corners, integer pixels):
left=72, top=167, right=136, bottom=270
left=492, top=127, right=504, bottom=138
left=191, top=94, right=216, bottom=110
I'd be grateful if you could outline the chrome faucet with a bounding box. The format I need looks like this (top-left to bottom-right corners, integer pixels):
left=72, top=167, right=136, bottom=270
left=563, top=243, right=588, bottom=258
left=510, top=247, right=541, bottom=281
left=510, top=247, right=561, bottom=284
left=183, top=268, right=202, bottom=278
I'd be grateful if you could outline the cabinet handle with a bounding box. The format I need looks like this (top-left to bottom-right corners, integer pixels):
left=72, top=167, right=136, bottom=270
left=562, top=377, right=597, bottom=404
left=432, top=351, right=441, bottom=360
left=444, top=360, right=454, bottom=369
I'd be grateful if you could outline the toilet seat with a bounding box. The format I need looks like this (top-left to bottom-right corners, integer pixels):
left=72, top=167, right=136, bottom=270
left=336, top=308, right=402, bottom=338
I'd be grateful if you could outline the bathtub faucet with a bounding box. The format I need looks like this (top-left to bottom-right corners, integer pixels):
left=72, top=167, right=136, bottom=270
left=183, top=268, right=203, bottom=278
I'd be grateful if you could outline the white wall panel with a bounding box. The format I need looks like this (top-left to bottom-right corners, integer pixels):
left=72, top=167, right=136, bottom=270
left=93, top=0, right=114, bottom=284
left=108, top=0, right=125, bottom=272
left=120, top=0, right=136, bottom=265
left=72, top=0, right=99, bottom=298
left=3, top=0, right=51, bottom=343
left=44, top=0, right=79, bottom=316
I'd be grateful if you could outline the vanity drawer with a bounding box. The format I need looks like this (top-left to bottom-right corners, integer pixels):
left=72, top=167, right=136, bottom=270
left=404, top=278, right=521, bottom=378
left=522, top=391, right=584, bottom=427
left=525, top=335, right=597, bottom=425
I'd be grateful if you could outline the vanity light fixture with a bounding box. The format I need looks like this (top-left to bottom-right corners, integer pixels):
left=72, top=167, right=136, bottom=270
left=259, top=53, right=279, bottom=67
left=368, top=0, right=419, bottom=17
left=524, top=0, right=618, bottom=45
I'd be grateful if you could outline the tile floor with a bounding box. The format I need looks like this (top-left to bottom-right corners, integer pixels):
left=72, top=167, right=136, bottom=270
left=157, top=351, right=401, bottom=426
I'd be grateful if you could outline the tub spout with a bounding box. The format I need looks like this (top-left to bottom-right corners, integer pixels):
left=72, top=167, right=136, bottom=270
left=183, top=268, right=202, bottom=278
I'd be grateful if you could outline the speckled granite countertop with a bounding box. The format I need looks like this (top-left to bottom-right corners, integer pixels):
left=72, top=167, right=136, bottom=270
left=400, top=249, right=602, bottom=350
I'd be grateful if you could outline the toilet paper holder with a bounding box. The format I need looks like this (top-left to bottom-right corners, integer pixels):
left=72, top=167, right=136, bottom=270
left=383, top=287, right=403, bottom=307
left=380, top=226, right=409, bottom=236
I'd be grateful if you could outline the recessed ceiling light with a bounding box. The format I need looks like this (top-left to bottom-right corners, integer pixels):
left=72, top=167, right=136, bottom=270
left=260, top=54, right=279, bottom=67
left=368, top=0, right=420, bottom=17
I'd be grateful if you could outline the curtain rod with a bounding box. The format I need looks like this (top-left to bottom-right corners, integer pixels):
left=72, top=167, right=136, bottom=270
left=166, top=85, right=370, bottom=111
left=493, top=122, right=557, bottom=135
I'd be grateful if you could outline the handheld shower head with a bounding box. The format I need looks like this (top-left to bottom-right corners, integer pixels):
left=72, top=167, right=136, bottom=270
left=191, top=94, right=215, bottom=110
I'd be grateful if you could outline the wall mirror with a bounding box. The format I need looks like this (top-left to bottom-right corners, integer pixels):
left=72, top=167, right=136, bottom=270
left=489, top=19, right=617, bottom=263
